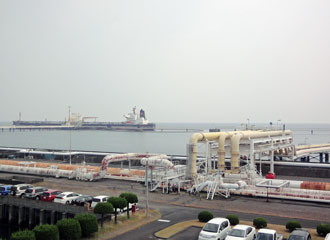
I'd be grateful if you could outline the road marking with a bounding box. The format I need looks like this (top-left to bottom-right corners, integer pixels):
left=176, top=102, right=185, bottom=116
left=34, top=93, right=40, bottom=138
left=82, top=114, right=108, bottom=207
left=158, top=219, right=171, bottom=223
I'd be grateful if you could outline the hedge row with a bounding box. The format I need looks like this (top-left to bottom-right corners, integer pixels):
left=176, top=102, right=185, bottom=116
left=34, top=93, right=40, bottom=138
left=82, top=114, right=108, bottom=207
left=10, top=192, right=139, bottom=240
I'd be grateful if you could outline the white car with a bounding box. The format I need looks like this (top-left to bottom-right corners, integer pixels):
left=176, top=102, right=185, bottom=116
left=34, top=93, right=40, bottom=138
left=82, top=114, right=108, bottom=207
left=325, top=233, right=330, bottom=240
left=199, top=218, right=231, bottom=240
left=54, top=192, right=81, bottom=204
left=91, top=195, right=109, bottom=208
left=225, top=225, right=256, bottom=240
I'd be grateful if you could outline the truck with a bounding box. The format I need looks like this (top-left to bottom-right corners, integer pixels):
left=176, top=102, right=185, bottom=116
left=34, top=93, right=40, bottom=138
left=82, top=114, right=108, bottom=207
left=256, top=229, right=283, bottom=240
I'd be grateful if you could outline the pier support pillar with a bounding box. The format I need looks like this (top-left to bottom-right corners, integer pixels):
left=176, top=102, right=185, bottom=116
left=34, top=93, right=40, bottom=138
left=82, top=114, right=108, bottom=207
left=50, top=211, right=56, bottom=225
left=8, top=205, right=14, bottom=224
left=150, top=168, right=153, bottom=189
left=18, top=207, right=24, bottom=225
left=307, top=156, right=310, bottom=162
left=39, top=209, right=45, bottom=225
left=29, top=208, right=34, bottom=227
left=320, top=153, right=323, bottom=163
left=62, top=212, right=67, bottom=219
left=0, top=204, right=3, bottom=220
left=325, top=153, right=329, bottom=163
left=270, top=150, right=274, bottom=174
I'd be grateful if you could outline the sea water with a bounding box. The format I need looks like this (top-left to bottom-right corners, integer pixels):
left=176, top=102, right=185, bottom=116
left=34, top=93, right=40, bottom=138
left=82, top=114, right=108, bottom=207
left=0, top=122, right=329, bottom=155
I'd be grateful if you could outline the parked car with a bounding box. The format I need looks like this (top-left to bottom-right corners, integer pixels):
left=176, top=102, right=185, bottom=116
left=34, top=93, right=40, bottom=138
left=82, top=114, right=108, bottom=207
left=0, top=185, right=13, bottom=195
left=325, top=233, right=330, bottom=240
left=72, top=195, right=93, bottom=206
left=257, top=229, right=283, bottom=240
left=54, top=192, right=81, bottom=204
left=40, top=190, right=62, bottom=202
left=199, top=218, right=231, bottom=240
left=91, top=195, right=109, bottom=208
left=10, top=184, right=33, bottom=197
left=226, top=225, right=256, bottom=240
left=23, top=187, right=48, bottom=200
left=288, top=229, right=311, bottom=240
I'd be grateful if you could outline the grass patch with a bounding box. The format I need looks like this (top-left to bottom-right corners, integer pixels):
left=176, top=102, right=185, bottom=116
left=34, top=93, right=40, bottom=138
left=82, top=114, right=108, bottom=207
left=87, top=209, right=160, bottom=240
left=155, top=219, right=324, bottom=240
left=155, top=220, right=204, bottom=239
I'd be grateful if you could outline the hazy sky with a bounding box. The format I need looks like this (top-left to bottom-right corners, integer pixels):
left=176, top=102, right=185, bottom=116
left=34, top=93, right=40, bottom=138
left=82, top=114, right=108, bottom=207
left=1, top=0, right=330, bottom=123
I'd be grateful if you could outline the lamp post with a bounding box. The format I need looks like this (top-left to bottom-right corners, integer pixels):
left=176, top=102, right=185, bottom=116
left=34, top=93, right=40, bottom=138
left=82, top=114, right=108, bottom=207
left=277, top=119, right=281, bottom=130
left=68, top=106, right=72, bottom=165
left=145, top=159, right=149, bottom=217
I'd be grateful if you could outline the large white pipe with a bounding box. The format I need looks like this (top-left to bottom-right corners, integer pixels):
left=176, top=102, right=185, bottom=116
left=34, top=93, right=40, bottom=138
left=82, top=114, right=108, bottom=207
left=97, top=153, right=169, bottom=179
left=296, top=146, right=330, bottom=157
left=189, top=130, right=293, bottom=177
left=218, top=132, right=237, bottom=170
left=189, top=131, right=255, bottom=177
left=140, top=156, right=173, bottom=168
left=0, top=164, right=74, bottom=178
left=295, top=143, right=330, bottom=151
left=230, top=130, right=292, bottom=173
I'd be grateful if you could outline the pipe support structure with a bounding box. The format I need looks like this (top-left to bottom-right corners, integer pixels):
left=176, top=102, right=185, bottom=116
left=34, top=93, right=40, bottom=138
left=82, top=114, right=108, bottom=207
left=188, top=130, right=293, bottom=178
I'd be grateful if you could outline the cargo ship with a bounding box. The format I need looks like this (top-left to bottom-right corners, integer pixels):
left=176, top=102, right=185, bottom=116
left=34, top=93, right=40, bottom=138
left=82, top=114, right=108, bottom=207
left=12, top=107, right=156, bottom=131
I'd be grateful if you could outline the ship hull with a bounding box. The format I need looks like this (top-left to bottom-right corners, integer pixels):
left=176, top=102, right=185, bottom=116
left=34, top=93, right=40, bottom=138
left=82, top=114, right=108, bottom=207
left=12, top=121, right=156, bottom=131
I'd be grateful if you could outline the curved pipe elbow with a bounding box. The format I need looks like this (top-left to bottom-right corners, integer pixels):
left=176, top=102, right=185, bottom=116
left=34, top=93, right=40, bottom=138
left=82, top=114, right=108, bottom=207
left=189, top=133, right=204, bottom=144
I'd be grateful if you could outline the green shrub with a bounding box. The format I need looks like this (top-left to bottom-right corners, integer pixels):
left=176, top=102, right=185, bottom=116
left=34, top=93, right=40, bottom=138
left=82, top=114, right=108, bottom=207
left=33, top=225, right=59, bottom=240
left=198, top=211, right=213, bottom=222
left=56, top=218, right=81, bottom=240
left=119, top=192, right=138, bottom=219
left=286, top=220, right=302, bottom=232
left=317, top=224, right=330, bottom=237
left=226, top=214, right=239, bottom=226
left=75, top=213, right=98, bottom=237
left=108, top=197, right=127, bottom=224
left=10, top=230, right=35, bottom=240
left=253, top=218, right=267, bottom=229
left=94, top=202, right=114, bottom=227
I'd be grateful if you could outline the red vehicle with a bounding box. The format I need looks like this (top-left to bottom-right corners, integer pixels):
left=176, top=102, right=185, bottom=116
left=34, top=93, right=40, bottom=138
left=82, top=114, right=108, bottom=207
left=40, top=190, right=62, bottom=202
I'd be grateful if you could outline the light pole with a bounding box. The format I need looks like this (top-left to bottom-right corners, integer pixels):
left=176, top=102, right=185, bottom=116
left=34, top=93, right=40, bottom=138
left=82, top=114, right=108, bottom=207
left=246, top=118, right=250, bottom=130
left=68, top=106, right=72, bottom=165
left=277, top=119, right=281, bottom=130
left=145, top=159, right=149, bottom=217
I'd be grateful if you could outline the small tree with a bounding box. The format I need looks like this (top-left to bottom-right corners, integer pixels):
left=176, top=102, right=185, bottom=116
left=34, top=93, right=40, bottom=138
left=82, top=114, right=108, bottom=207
left=253, top=218, right=267, bottom=229
left=286, top=220, right=302, bottom=232
left=198, top=211, right=213, bottom=222
left=226, top=214, right=239, bottom=226
left=10, top=230, right=35, bottom=240
left=75, top=213, right=98, bottom=237
left=94, top=202, right=113, bottom=228
left=119, top=192, right=138, bottom=219
left=108, top=197, right=127, bottom=224
left=56, top=218, right=81, bottom=240
left=33, top=225, right=59, bottom=240
left=317, top=224, right=330, bottom=237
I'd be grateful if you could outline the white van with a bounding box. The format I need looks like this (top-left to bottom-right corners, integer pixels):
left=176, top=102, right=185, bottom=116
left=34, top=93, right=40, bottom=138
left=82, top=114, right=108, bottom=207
left=199, top=218, right=231, bottom=240
left=91, top=195, right=109, bottom=208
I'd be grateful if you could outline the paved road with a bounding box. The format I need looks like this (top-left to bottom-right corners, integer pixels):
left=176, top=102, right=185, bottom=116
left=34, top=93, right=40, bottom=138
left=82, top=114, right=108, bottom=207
left=112, top=197, right=328, bottom=240
left=170, top=226, right=201, bottom=240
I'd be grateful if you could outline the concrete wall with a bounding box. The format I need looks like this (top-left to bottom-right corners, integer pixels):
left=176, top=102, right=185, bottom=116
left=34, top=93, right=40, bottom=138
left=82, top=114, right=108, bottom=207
left=0, top=196, right=88, bottom=227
